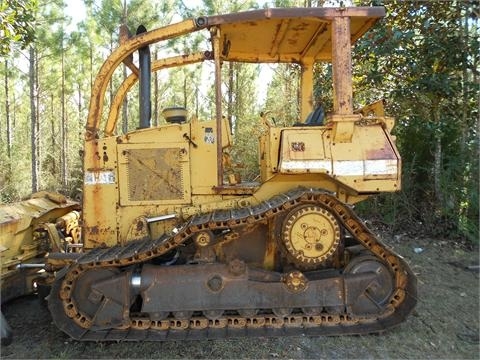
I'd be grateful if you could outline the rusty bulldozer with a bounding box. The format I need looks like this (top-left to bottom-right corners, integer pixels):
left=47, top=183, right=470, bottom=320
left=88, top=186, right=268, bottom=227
left=1, top=6, right=416, bottom=342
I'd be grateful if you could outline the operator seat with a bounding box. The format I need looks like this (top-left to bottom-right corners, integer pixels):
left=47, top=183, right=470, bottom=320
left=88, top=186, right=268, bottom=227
left=294, top=106, right=325, bottom=126
left=304, top=106, right=325, bottom=125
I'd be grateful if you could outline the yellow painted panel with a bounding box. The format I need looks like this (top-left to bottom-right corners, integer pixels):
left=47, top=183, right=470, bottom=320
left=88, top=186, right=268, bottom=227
left=117, top=142, right=191, bottom=206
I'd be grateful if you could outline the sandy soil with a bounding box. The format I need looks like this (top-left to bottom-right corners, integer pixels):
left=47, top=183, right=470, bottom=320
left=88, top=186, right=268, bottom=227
left=1, top=236, right=478, bottom=359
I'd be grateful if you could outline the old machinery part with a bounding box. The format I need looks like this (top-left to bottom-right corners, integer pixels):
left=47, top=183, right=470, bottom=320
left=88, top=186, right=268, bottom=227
left=282, top=205, right=341, bottom=268
left=15, top=264, right=45, bottom=270
left=146, top=214, right=176, bottom=223
left=137, top=24, right=151, bottom=129
left=162, top=107, right=188, bottom=124
left=48, top=188, right=416, bottom=341
left=55, top=210, right=81, bottom=246
left=194, top=231, right=213, bottom=247
left=283, top=270, right=308, bottom=292
left=3, top=7, right=417, bottom=345
left=203, top=309, right=224, bottom=320
left=228, top=259, right=246, bottom=276
left=1, top=311, right=12, bottom=346
left=70, top=268, right=120, bottom=320
left=344, top=255, right=395, bottom=314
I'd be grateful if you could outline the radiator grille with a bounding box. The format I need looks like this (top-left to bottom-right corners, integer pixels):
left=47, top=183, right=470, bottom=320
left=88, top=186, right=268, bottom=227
left=126, top=148, right=184, bottom=201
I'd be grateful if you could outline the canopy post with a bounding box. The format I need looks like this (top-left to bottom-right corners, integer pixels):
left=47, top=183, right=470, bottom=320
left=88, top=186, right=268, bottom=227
left=332, top=15, right=353, bottom=115
left=331, top=13, right=358, bottom=142
left=211, top=27, right=224, bottom=187
left=300, top=61, right=314, bottom=121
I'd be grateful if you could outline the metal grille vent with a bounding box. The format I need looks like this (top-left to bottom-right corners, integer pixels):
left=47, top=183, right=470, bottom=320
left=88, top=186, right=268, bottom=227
left=126, top=148, right=184, bottom=201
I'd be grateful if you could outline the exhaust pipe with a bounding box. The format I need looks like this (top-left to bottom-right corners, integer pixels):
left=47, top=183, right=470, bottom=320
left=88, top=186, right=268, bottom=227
left=136, top=25, right=151, bottom=129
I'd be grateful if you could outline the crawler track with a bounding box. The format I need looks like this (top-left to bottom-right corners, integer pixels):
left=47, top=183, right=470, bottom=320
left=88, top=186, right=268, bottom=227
left=48, top=188, right=416, bottom=340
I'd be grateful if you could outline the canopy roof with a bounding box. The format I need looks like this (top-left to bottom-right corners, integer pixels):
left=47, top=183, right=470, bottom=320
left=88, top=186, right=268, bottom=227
left=86, top=7, right=387, bottom=139
left=205, top=7, right=385, bottom=63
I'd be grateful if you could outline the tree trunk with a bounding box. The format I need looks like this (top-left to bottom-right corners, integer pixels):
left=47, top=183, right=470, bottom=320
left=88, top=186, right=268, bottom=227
left=285, top=65, right=292, bottom=120
left=460, top=5, right=469, bottom=155
left=473, top=9, right=480, bottom=223
left=109, top=37, right=113, bottom=105
left=5, top=59, right=11, bottom=161
left=29, top=46, right=38, bottom=193
left=227, top=62, right=234, bottom=133
left=122, top=64, right=128, bottom=133
left=90, top=43, right=93, bottom=92
left=195, top=86, right=199, bottom=119
left=61, top=48, right=68, bottom=188
left=77, top=82, right=82, bottom=141
left=235, top=63, right=240, bottom=126
left=35, top=48, right=41, bottom=189
left=433, top=104, right=442, bottom=206
left=51, top=93, right=56, bottom=176
left=183, top=73, right=187, bottom=109
left=13, top=88, right=16, bottom=130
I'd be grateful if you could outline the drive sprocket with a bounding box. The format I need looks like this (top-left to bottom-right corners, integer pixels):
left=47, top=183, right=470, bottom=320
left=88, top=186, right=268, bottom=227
left=282, top=204, right=341, bottom=268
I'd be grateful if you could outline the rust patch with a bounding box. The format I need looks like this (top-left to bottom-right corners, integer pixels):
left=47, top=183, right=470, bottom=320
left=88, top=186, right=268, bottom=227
left=126, top=148, right=184, bottom=201
left=87, top=226, right=99, bottom=235
left=291, top=22, right=309, bottom=31
left=365, top=138, right=396, bottom=160
left=86, top=226, right=114, bottom=236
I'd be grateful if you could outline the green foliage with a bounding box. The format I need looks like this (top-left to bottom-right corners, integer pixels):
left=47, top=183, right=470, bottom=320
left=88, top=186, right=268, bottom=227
left=202, top=0, right=258, bottom=14
left=313, top=63, right=333, bottom=114
left=353, top=1, right=479, bottom=243
left=0, top=111, right=32, bottom=201
left=229, top=113, right=262, bottom=181
left=264, top=64, right=300, bottom=126
left=0, top=0, right=37, bottom=55
left=227, top=63, right=262, bottom=181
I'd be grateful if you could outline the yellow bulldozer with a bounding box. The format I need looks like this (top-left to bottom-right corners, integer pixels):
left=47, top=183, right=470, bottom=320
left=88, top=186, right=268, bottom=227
left=1, top=6, right=416, bottom=342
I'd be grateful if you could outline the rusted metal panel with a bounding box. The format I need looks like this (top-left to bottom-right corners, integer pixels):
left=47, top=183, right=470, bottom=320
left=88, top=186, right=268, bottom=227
left=279, top=128, right=330, bottom=173
left=126, top=148, right=185, bottom=201
left=1, top=193, right=79, bottom=302
left=212, top=27, right=224, bottom=188
left=117, top=142, right=191, bottom=206
left=332, top=16, right=353, bottom=116
left=277, top=121, right=399, bottom=190
left=82, top=137, right=119, bottom=248
left=208, top=7, right=384, bottom=63
left=127, top=261, right=385, bottom=318
left=139, top=263, right=367, bottom=313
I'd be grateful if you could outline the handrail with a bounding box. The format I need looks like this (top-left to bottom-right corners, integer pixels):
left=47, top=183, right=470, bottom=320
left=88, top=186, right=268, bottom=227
left=85, top=19, right=201, bottom=140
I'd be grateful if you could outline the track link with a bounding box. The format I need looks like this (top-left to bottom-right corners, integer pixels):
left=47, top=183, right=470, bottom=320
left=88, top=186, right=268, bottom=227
left=48, top=188, right=417, bottom=340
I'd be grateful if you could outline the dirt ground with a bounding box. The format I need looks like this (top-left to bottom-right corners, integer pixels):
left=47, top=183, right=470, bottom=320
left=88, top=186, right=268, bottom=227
left=1, top=235, right=478, bottom=359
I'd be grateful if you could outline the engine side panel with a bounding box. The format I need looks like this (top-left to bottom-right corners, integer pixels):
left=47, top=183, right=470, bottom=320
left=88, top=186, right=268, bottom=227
left=276, top=119, right=400, bottom=193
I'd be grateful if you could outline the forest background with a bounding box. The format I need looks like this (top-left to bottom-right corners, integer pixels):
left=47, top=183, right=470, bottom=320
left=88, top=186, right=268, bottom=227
left=0, top=0, right=478, bottom=245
